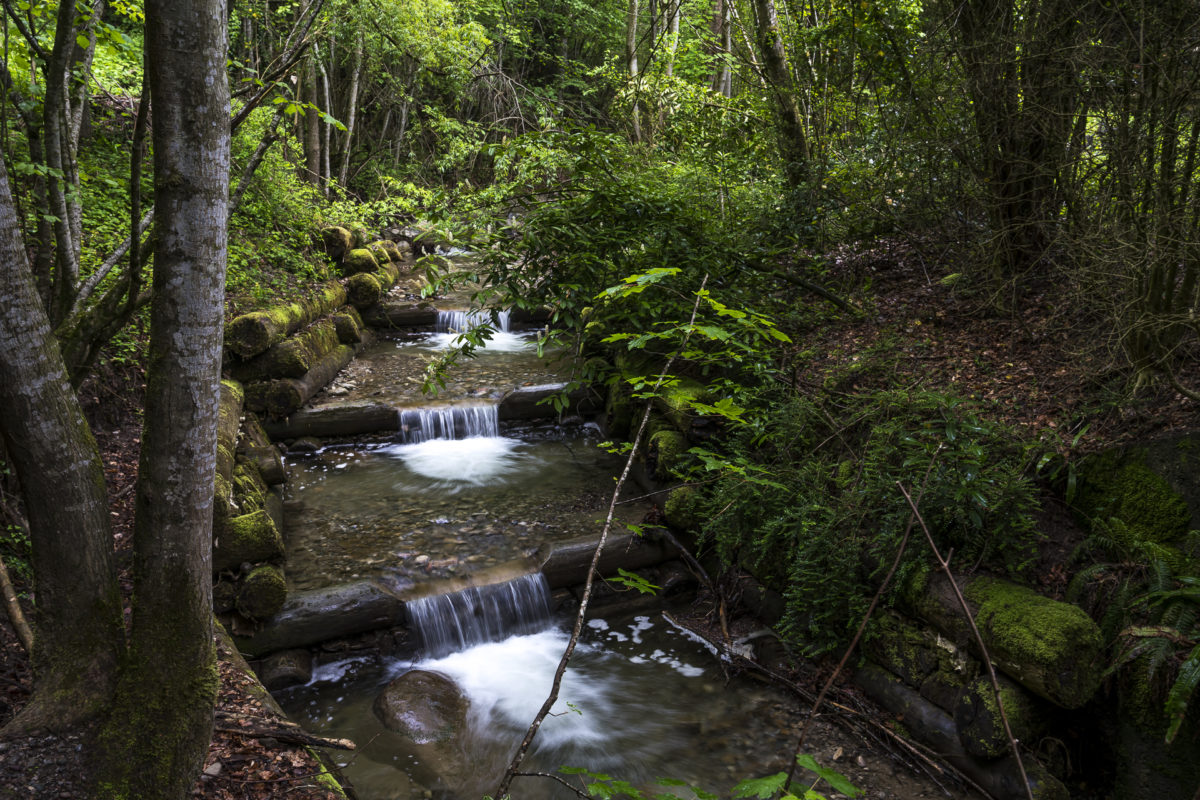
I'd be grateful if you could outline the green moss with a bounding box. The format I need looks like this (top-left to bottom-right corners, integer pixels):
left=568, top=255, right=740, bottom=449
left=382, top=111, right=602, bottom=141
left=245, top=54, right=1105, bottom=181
left=648, top=429, right=688, bottom=481
left=236, top=565, right=287, bottom=620
left=320, top=226, right=353, bottom=259
left=331, top=306, right=365, bottom=344
left=341, top=247, right=378, bottom=277
left=213, top=509, right=284, bottom=572
left=346, top=271, right=383, bottom=308
left=652, top=377, right=708, bottom=431
left=664, top=485, right=699, bottom=531
left=964, top=576, right=1102, bottom=708
left=1077, top=449, right=1191, bottom=544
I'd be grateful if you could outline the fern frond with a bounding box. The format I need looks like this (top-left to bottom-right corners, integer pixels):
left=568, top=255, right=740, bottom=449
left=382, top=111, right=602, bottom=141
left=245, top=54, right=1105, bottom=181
left=1164, top=643, right=1200, bottom=744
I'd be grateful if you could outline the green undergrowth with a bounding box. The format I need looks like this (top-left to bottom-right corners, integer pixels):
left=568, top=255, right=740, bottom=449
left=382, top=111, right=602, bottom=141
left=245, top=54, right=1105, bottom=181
left=691, top=384, right=1041, bottom=656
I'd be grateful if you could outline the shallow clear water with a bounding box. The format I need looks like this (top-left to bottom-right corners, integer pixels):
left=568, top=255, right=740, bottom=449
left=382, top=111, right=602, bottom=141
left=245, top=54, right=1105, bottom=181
left=324, top=329, right=570, bottom=407
left=278, top=610, right=787, bottom=800
left=282, top=423, right=646, bottom=590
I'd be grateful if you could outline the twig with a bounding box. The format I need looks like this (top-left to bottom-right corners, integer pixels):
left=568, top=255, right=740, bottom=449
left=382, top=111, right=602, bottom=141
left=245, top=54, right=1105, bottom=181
left=494, top=275, right=710, bottom=799
left=782, top=446, right=940, bottom=792
left=511, top=772, right=591, bottom=799
left=897, top=483, right=1035, bottom=800
left=213, top=710, right=355, bottom=751
left=0, top=553, right=31, bottom=652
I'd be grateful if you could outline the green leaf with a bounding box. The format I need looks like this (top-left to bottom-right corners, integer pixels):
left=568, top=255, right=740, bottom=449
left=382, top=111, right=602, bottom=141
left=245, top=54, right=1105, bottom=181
left=733, top=773, right=787, bottom=799
left=795, top=754, right=862, bottom=797
left=1165, top=643, right=1200, bottom=744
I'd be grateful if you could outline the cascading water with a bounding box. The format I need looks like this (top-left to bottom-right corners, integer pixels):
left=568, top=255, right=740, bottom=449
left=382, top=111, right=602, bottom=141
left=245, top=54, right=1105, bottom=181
left=429, top=308, right=531, bottom=353
left=405, top=572, right=552, bottom=658
left=387, top=402, right=527, bottom=487
left=435, top=308, right=511, bottom=333
left=396, top=403, right=500, bottom=442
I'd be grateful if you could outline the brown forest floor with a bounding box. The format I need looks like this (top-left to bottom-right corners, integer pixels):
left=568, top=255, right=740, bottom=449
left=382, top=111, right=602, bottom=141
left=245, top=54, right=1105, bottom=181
left=1, top=232, right=1197, bottom=797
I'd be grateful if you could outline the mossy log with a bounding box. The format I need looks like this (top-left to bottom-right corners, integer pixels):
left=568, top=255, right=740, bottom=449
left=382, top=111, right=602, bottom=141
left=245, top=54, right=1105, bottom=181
left=346, top=262, right=402, bottom=309
left=331, top=306, right=365, bottom=344
left=262, top=403, right=400, bottom=440
left=226, top=281, right=348, bottom=358
left=229, top=319, right=342, bottom=382
left=955, top=674, right=1050, bottom=760
left=213, top=508, right=284, bottom=573
left=231, top=458, right=269, bottom=514
left=242, top=445, right=285, bottom=486
left=340, top=247, right=379, bottom=277
left=539, top=530, right=681, bottom=589
left=854, top=664, right=1068, bottom=800
left=234, top=579, right=407, bottom=656
left=320, top=226, right=353, bottom=261
left=361, top=302, right=439, bottom=328
left=238, top=410, right=272, bottom=451
left=862, top=611, right=978, bottom=713
left=373, top=239, right=405, bottom=263
left=244, top=344, right=356, bottom=418
left=216, top=379, right=244, bottom=485
left=647, top=429, right=688, bottom=482
left=498, top=382, right=602, bottom=420
left=236, top=564, right=288, bottom=621
left=908, top=573, right=1103, bottom=709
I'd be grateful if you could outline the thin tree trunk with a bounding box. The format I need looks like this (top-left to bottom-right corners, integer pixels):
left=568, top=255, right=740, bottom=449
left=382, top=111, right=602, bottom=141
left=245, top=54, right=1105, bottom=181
left=626, top=0, right=642, bottom=142
left=231, top=103, right=287, bottom=214
left=302, top=57, right=321, bottom=184
left=664, top=0, right=680, bottom=78
left=314, top=47, right=333, bottom=194
left=98, top=1, right=230, bottom=796
left=337, top=33, right=364, bottom=188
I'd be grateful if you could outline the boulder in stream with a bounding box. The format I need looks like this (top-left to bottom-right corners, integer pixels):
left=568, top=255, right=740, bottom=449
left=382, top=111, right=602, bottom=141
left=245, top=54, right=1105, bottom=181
left=373, top=669, right=469, bottom=744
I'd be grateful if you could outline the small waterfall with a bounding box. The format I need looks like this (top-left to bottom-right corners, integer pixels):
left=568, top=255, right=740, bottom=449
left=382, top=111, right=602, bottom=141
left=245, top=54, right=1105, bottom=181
left=436, top=308, right=511, bottom=334
left=397, top=404, right=499, bottom=442
left=406, top=573, right=553, bottom=658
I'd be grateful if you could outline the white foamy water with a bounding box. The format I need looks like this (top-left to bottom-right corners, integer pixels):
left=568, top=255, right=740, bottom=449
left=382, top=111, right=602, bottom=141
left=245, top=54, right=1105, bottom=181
left=382, top=436, right=530, bottom=485
left=425, top=329, right=535, bottom=352
left=422, top=629, right=618, bottom=750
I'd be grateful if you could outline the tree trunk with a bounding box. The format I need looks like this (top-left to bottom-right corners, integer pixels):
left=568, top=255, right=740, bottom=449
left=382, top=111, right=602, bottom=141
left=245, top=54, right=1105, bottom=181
left=302, top=57, right=321, bottom=184
left=337, top=33, right=364, bottom=187
left=0, top=155, right=123, bottom=735
left=626, top=0, right=642, bottom=142
left=751, top=0, right=808, bottom=189
left=98, top=1, right=230, bottom=796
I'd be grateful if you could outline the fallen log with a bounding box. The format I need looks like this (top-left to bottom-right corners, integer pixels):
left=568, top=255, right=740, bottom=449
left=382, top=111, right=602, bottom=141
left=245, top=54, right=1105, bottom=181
left=361, top=302, right=439, bottom=329
left=498, top=383, right=602, bottom=420
left=906, top=573, right=1103, bottom=709
left=226, top=282, right=348, bottom=358
left=262, top=402, right=399, bottom=440
left=539, top=530, right=680, bottom=589
left=234, top=579, right=407, bottom=656
left=346, top=262, right=402, bottom=309
left=228, top=319, right=342, bottom=382
left=855, top=664, right=1068, bottom=800
left=244, top=344, right=356, bottom=417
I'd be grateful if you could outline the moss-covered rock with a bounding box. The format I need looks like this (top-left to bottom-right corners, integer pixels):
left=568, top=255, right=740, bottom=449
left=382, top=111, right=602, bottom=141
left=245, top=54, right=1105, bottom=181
left=345, top=272, right=383, bottom=308
left=340, top=247, right=379, bottom=277
left=320, top=226, right=353, bottom=261
left=647, top=429, right=688, bottom=482
left=213, top=509, right=284, bottom=573
left=212, top=578, right=238, bottom=614
left=1076, top=445, right=1192, bottom=545
left=236, top=565, right=287, bottom=621
left=664, top=485, right=699, bottom=531
left=652, top=377, right=709, bottom=432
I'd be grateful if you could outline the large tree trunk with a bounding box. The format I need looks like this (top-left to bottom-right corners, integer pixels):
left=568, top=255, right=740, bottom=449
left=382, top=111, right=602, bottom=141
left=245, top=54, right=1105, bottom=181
left=98, top=1, right=230, bottom=797
left=0, top=155, right=124, bottom=735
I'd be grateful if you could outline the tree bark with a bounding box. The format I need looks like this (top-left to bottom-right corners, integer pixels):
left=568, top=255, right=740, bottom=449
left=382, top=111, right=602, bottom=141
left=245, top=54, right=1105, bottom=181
left=98, top=2, right=230, bottom=796
left=0, top=155, right=123, bottom=734
left=626, top=0, right=642, bottom=142
left=337, top=33, right=364, bottom=187
left=751, top=0, right=808, bottom=189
